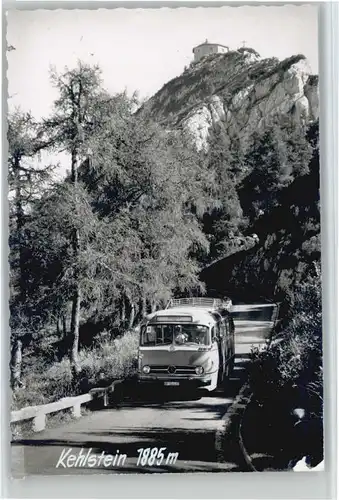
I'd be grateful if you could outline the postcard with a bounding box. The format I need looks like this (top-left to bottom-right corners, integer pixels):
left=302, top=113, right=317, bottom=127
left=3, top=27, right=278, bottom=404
left=7, top=4, right=322, bottom=476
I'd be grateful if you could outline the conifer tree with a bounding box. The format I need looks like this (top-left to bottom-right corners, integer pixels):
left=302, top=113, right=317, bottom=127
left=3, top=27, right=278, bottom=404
left=44, top=62, right=107, bottom=375
left=8, top=110, right=54, bottom=389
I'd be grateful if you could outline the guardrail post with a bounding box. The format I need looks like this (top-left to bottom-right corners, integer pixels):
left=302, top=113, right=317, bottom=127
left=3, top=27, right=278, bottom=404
left=103, top=392, right=108, bottom=407
left=72, top=403, right=81, bottom=418
left=33, top=412, right=46, bottom=432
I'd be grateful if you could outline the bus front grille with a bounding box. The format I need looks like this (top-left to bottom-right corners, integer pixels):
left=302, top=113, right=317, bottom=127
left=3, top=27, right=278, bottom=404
left=149, top=365, right=197, bottom=375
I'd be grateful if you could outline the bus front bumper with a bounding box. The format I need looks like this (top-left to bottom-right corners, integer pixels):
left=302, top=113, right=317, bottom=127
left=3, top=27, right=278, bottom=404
left=138, top=373, right=214, bottom=389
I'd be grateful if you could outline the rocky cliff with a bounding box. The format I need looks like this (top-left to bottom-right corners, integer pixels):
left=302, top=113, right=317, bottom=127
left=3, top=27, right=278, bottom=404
left=142, top=48, right=319, bottom=149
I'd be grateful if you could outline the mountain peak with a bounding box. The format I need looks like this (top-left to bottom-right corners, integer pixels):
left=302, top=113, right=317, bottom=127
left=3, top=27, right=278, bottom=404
left=141, top=48, right=319, bottom=150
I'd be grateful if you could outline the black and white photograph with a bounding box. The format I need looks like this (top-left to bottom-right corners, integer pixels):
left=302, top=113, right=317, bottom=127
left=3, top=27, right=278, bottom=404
left=7, top=4, right=323, bottom=476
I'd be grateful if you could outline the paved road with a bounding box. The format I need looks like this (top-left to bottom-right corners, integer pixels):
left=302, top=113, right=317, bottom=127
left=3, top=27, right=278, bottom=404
left=11, top=303, right=276, bottom=476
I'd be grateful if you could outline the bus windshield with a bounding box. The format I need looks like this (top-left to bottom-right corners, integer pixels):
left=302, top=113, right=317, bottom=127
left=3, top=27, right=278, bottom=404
left=141, top=324, right=210, bottom=346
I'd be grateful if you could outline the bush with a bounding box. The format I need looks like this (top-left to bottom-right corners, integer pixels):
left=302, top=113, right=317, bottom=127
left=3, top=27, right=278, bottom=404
left=11, top=329, right=139, bottom=410
left=247, top=270, right=323, bottom=465
left=76, top=330, right=139, bottom=391
left=249, top=269, right=322, bottom=407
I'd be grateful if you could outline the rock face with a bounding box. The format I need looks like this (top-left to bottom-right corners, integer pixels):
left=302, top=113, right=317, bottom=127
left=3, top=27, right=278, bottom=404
left=141, top=49, right=319, bottom=149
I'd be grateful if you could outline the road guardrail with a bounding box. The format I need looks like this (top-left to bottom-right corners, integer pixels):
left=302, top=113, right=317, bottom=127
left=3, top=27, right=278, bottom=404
left=11, top=379, right=123, bottom=432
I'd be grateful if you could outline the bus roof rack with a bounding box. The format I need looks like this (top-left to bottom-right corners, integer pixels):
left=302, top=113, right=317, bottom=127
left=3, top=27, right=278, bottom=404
left=166, top=297, right=232, bottom=311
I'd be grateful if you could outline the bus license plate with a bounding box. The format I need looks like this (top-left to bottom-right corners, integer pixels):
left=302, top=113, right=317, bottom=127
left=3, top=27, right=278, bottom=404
left=164, top=381, right=180, bottom=386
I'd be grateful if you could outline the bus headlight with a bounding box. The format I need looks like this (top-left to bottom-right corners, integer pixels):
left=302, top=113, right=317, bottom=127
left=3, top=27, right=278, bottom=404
left=142, top=365, right=151, bottom=374
left=195, top=366, right=204, bottom=375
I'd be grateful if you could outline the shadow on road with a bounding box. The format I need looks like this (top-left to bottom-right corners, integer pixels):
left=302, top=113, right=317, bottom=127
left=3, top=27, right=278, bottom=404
left=112, top=354, right=251, bottom=406
left=13, top=354, right=252, bottom=475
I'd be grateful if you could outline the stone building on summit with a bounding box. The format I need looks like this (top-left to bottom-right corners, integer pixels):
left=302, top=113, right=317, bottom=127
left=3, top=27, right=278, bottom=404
left=192, top=39, right=229, bottom=62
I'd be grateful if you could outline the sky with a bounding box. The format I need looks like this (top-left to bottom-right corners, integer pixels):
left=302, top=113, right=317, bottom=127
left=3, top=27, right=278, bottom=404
left=7, top=5, right=319, bottom=120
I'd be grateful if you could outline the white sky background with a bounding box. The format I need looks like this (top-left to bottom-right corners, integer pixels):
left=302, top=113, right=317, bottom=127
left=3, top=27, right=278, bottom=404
left=6, top=6, right=318, bottom=175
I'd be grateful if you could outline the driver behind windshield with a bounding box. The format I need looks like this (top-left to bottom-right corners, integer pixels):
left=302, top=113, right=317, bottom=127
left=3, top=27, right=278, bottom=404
left=174, top=325, right=207, bottom=345
left=142, top=324, right=209, bottom=346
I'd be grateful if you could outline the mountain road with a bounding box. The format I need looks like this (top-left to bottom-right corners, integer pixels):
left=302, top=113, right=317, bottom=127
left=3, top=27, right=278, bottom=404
left=11, top=302, right=277, bottom=476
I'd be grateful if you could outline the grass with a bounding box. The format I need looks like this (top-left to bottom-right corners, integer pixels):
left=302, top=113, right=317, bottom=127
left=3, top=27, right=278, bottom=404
left=11, top=329, right=139, bottom=411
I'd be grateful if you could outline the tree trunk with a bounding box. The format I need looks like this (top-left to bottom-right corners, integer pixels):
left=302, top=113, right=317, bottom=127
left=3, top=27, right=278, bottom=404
left=140, top=296, right=146, bottom=318
left=62, top=314, right=67, bottom=339
left=11, top=158, right=27, bottom=389
left=151, top=301, right=157, bottom=313
left=124, top=292, right=136, bottom=330
left=128, top=302, right=136, bottom=330
left=11, top=339, right=22, bottom=390
left=120, top=296, right=126, bottom=327
left=70, top=287, right=81, bottom=376
left=56, top=317, right=61, bottom=337
left=146, top=299, right=152, bottom=314
left=70, top=147, right=81, bottom=377
left=14, top=157, right=25, bottom=293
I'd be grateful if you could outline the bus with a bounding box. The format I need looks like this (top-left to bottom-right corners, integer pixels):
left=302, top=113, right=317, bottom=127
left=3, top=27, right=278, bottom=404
left=137, top=297, right=235, bottom=392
